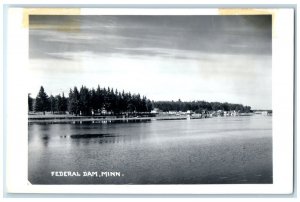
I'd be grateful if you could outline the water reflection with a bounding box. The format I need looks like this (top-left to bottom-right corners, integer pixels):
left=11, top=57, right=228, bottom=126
left=70, top=133, right=115, bottom=139
left=67, top=133, right=122, bottom=145
left=29, top=116, right=272, bottom=149
left=29, top=118, right=152, bottom=125
left=41, top=135, right=50, bottom=147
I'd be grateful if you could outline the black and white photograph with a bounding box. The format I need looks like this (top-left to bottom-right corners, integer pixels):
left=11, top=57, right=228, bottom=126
left=2, top=4, right=296, bottom=196
left=26, top=13, right=273, bottom=185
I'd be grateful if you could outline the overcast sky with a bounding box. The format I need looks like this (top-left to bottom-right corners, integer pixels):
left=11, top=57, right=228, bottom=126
left=29, top=15, right=272, bottom=109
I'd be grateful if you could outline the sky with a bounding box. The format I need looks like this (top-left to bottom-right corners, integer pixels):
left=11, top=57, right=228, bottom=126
left=29, top=15, right=272, bottom=110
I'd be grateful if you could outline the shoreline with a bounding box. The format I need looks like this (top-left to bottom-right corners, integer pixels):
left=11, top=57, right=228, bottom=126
left=28, top=115, right=196, bottom=123
left=28, top=113, right=256, bottom=124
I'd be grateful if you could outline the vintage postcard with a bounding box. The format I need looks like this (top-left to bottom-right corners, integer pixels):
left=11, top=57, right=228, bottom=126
left=4, top=7, right=294, bottom=194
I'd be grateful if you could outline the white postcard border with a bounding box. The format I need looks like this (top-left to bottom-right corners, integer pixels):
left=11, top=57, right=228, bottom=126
left=4, top=8, right=294, bottom=194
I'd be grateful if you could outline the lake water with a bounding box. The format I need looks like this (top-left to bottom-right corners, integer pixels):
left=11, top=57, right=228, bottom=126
left=28, top=115, right=272, bottom=184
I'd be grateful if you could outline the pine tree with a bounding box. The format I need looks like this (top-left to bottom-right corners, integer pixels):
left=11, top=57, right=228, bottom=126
left=68, top=89, right=74, bottom=114
left=61, top=92, right=68, bottom=113
left=95, top=85, right=103, bottom=113
left=90, top=88, right=97, bottom=113
left=55, top=94, right=62, bottom=113
left=146, top=99, right=153, bottom=112
left=68, top=87, right=80, bottom=115
left=34, top=86, right=50, bottom=115
left=103, top=87, right=109, bottom=111
left=49, top=95, right=56, bottom=114
left=79, top=86, right=91, bottom=116
left=120, top=90, right=126, bottom=113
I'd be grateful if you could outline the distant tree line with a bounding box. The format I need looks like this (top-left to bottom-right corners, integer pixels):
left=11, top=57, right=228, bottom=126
left=28, top=86, right=252, bottom=115
left=153, top=99, right=252, bottom=113
left=29, top=85, right=152, bottom=115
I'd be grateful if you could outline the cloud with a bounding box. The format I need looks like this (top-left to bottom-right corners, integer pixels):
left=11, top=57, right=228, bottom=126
left=29, top=15, right=272, bottom=61
left=28, top=15, right=272, bottom=109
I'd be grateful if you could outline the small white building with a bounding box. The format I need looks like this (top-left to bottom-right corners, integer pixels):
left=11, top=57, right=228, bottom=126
left=186, top=110, right=193, bottom=115
left=151, top=108, right=160, bottom=114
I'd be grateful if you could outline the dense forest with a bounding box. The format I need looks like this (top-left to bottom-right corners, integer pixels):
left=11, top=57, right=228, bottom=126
left=153, top=100, right=251, bottom=113
left=28, top=86, right=252, bottom=115
left=29, top=86, right=152, bottom=116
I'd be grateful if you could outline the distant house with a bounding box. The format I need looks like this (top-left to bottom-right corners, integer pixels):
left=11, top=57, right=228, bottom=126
left=186, top=110, right=193, bottom=115
left=151, top=108, right=161, bottom=114
left=101, top=108, right=108, bottom=115
left=217, top=110, right=224, bottom=117
left=210, top=111, right=217, bottom=117
left=231, top=110, right=239, bottom=116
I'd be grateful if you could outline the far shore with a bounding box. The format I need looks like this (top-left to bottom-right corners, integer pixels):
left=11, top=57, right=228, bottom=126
left=28, top=113, right=258, bottom=124
left=28, top=114, right=195, bottom=123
